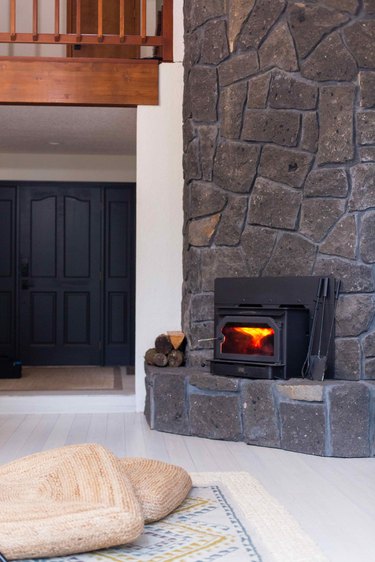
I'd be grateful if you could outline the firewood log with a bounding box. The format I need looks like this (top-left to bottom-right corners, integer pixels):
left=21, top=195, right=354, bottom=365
left=155, top=334, right=173, bottom=355
left=167, top=331, right=186, bottom=350
left=168, top=349, right=184, bottom=368
left=145, top=348, right=157, bottom=365
left=153, top=352, right=168, bottom=367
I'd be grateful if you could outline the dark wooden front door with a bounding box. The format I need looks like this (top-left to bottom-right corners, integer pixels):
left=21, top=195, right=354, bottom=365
left=19, top=185, right=102, bottom=365
left=0, top=183, right=135, bottom=366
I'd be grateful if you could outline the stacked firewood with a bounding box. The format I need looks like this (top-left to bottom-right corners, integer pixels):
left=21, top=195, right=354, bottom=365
left=145, top=332, right=185, bottom=368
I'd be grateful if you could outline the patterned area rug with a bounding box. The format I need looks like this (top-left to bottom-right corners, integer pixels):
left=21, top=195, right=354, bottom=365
left=22, top=472, right=327, bottom=562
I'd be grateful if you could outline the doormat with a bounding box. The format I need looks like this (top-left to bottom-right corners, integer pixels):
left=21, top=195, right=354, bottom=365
left=0, top=366, right=122, bottom=392
left=21, top=472, right=327, bottom=562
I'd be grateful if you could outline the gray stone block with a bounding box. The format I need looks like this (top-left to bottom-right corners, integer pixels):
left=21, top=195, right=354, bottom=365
left=360, top=211, right=375, bottom=263
left=344, top=21, right=375, bottom=69
left=247, top=72, right=271, bottom=109
left=189, top=394, right=242, bottom=440
left=349, top=164, right=375, bottom=211
left=184, top=138, right=201, bottom=181
left=215, top=195, right=248, bottom=246
left=189, top=321, right=215, bottom=350
left=218, top=52, right=258, bottom=87
left=304, top=169, right=349, bottom=198
left=184, top=30, right=201, bottom=71
left=220, top=82, right=248, bottom=139
left=188, top=215, right=220, bottom=247
left=189, top=66, right=218, bottom=122
left=314, top=257, right=374, bottom=293
left=359, top=71, right=375, bottom=108
left=200, top=247, right=249, bottom=292
left=277, top=380, right=324, bottom=402
left=190, top=181, right=227, bottom=219
left=153, top=372, right=190, bottom=435
left=317, top=84, right=355, bottom=165
left=288, top=3, right=349, bottom=59
left=259, top=145, right=313, bottom=188
left=357, top=112, right=375, bottom=145
left=237, top=0, right=285, bottom=50
left=363, top=331, right=375, bottom=357
left=183, top=247, right=201, bottom=293
left=213, top=140, right=260, bottom=193
left=200, top=19, right=229, bottom=65
left=241, top=226, right=277, bottom=276
left=323, top=0, right=359, bottom=13
left=259, top=22, right=298, bottom=72
left=228, top=0, right=255, bottom=51
left=248, top=177, right=302, bottom=230
left=242, top=380, right=280, bottom=447
left=190, top=293, right=214, bottom=323
left=336, top=295, right=375, bottom=337
left=364, top=0, right=375, bottom=14
left=184, top=0, right=226, bottom=33
left=189, top=372, right=239, bottom=392
left=300, top=112, right=319, bottom=153
left=360, top=147, right=375, bottom=162
left=269, top=70, right=318, bottom=110
left=198, top=126, right=219, bottom=182
left=301, top=33, right=357, bottom=82
left=280, top=402, right=326, bottom=456
left=144, top=374, right=154, bottom=427
left=320, top=215, right=357, bottom=260
left=242, top=109, right=300, bottom=147
left=335, top=338, right=361, bottom=380
left=364, top=358, right=375, bottom=379
left=300, top=198, right=345, bottom=243
left=187, top=350, right=213, bottom=370
left=264, top=233, right=317, bottom=276
left=329, top=383, right=371, bottom=457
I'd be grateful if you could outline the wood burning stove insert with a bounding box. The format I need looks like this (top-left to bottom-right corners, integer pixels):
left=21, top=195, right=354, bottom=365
left=211, top=277, right=338, bottom=380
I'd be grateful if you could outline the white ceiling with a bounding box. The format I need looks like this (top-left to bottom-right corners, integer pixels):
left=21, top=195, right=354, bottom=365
left=0, top=105, right=137, bottom=155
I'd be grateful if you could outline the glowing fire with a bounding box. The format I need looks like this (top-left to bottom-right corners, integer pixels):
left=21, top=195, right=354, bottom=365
left=233, top=326, right=275, bottom=349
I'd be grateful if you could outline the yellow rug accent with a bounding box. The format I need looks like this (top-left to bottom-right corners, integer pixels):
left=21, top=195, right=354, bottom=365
left=0, top=366, right=122, bottom=392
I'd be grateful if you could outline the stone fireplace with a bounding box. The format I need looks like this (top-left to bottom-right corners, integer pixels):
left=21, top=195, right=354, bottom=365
left=144, top=0, right=375, bottom=457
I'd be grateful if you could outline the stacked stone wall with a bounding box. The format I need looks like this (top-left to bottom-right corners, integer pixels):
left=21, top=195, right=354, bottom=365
left=183, top=0, right=375, bottom=379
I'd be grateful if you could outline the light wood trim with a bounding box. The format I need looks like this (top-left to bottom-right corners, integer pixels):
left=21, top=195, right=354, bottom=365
left=10, top=0, right=16, bottom=40
left=119, top=0, right=125, bottom=42
left=141, top=0, right=146, bottom=39
left=0, top=57, right=159, bottom=106
left=97, top=0, right=103, bottom=42
left=33, top=0, right=38, bottom=41
left=76, top=0, right=82, bottom=41
left=0, top=32, right=163, bottom=46
left=54, top=0, right=60, bottom=41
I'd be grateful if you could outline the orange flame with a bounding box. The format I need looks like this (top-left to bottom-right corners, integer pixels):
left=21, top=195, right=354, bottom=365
left=233, top=326, right=274, bottom=349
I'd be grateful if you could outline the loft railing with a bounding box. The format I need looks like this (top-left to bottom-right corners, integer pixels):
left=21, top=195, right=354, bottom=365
left=0, top=0, right=173, bottom=61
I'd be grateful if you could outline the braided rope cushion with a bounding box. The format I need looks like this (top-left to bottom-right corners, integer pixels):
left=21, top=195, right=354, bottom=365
left=0, top=444, right=143, bottom=560
left=120, top=458, right=192, bottom=523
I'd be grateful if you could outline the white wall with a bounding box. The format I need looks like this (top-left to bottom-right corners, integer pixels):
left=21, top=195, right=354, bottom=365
left=0, top=153, right=136, bottom=182
left=135, top=0, right=184, bottom=411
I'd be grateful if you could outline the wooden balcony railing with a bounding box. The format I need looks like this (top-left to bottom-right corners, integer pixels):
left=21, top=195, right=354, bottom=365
left=0, top=0, right=173, bottom=106
left=0, top=0, right=173, bottom=61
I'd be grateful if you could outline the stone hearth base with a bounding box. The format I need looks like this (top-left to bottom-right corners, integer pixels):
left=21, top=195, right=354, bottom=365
left=145, top=367, right=375, bottom=458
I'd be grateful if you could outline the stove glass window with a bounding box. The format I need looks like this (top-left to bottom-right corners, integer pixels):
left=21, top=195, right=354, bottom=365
left=221, top=322, right=275, bottom=356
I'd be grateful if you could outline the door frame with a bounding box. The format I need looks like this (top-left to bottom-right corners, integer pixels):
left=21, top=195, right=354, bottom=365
left=0, top=180, right=136, bottom=366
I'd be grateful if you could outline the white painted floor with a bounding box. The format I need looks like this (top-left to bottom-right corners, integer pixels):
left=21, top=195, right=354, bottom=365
left=0, top=411, right=373, bottom=562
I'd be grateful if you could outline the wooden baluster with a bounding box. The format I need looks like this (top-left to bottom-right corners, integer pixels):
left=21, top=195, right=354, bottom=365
left=162, top=0, right=173, bottom=61
left=141, top=0, right=147, bottom=41
left=98, top=0, right=103, bottom=42
left=119, top=0, right=125, bottom=43
left=54, top=0, right=60, bottom=41
left=33, top=0, right=38, bottom=41
left=10, top=0, right=16, bottom=41
left=76, top=0, right=82, bottom=42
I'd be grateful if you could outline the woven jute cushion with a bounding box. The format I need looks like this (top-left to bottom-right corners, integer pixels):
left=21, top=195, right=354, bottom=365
left=120, top=458, right=192, bottom=523
left=0, top=444, right=143, bottom=560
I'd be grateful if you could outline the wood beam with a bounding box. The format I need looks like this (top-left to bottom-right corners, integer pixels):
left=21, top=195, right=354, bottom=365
left=0, top=57, right=159, bottom=106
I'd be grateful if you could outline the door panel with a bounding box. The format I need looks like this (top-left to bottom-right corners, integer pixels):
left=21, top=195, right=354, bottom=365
left=19, top=185, right=102, bottom=365
left=104, top=187, right=135, bottom=365
left=0, top=188, right=16, bottom=358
